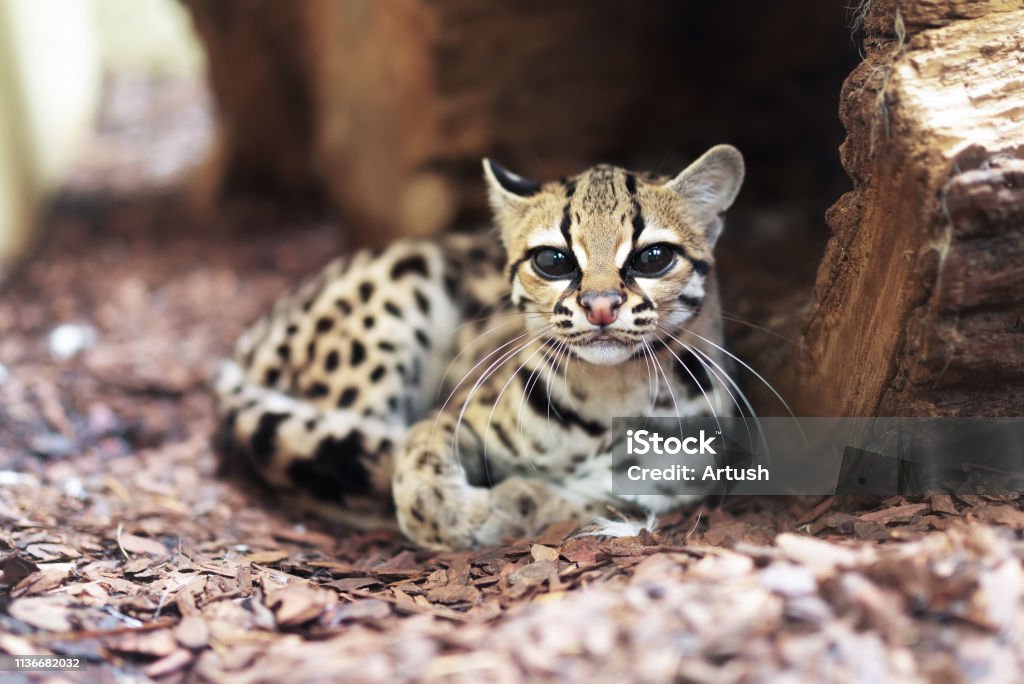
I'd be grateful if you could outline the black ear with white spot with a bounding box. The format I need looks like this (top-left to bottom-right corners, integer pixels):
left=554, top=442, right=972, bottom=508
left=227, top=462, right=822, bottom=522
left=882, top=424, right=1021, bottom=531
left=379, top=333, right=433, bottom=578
left=483, top=159, right=542, bottom=214
left=665, top=145, right=745, bottom=247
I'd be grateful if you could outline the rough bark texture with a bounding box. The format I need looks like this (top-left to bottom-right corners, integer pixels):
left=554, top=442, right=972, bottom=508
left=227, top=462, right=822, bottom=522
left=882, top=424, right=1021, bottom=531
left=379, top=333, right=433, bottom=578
left=769, top=0, right=1024, bottom=416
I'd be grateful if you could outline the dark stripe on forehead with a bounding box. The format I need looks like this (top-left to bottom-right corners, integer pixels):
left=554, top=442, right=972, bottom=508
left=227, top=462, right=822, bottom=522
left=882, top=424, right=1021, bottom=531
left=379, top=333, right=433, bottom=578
left=560, top=180, right=577, bottom=248
left=560, top=204, right=572, bottom=247
left=624, top=173, right=637, bottom=196
left=625, top=171, right=645, bottom=243
left=631, top=199, right=645, bottom=244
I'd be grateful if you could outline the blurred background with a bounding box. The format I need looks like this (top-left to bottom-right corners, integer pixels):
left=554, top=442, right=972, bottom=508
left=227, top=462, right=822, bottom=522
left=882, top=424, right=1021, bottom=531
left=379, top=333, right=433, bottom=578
left=0, top=0, right=207, bottom=272
left=0, top=0, right=861, bottom=275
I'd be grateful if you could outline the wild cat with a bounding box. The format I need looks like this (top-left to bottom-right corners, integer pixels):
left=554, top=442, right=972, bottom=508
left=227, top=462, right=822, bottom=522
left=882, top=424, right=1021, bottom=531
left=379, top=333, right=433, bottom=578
left=214, top=145, right=745, bottom=550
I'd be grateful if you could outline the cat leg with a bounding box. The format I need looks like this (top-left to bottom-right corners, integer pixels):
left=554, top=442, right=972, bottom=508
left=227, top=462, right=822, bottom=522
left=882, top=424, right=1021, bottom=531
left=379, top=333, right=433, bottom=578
left=392, top=412, right=606, bottom=550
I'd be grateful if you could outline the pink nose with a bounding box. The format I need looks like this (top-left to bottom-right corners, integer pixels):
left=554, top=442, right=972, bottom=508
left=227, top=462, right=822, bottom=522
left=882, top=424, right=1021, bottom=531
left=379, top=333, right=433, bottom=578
left=580, top=291, right=625, bottom=326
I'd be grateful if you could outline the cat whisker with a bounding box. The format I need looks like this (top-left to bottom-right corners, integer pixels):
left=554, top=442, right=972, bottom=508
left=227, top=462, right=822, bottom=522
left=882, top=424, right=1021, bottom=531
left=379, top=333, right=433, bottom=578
left=436, top=313, right=548, bottom=400
left=515, top=340, right=562, bottom=472
left=656, top=325, right=757, bottom=452
left=543, top=340, right=568, bottom=439
left=659, top=306, right=794, bottom=344
left=667, top=324, right=799, bottom=422
left=484, top=337, right=557, bottom=475
left=643, top=339, right=685, bottom=439
left=447, top=326, right=554, bottom=469
left=650, top=333, right=723, bottom=436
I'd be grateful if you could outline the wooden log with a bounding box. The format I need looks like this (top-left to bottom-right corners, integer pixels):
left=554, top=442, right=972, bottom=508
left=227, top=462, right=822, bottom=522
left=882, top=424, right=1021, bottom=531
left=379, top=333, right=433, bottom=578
left=753, top=0, right=1024, bottom=416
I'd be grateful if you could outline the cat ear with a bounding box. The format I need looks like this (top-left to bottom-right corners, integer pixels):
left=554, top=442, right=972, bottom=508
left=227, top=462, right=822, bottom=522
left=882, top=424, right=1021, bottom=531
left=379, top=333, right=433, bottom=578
left=665, top=145, right=744, bottom=247
left=482, top=159, right=542, bottom=215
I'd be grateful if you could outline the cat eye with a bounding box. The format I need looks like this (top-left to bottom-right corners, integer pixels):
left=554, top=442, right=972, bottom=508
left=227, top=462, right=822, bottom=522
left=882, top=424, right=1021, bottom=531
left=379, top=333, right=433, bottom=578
left=532, top=248, right=578, bottom=279
left=630, top=244, right=676, bottom=276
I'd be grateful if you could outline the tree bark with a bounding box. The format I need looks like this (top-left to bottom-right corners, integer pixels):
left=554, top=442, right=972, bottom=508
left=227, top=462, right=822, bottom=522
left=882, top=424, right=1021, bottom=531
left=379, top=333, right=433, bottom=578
left=753, top=0, right=1024, bottom=417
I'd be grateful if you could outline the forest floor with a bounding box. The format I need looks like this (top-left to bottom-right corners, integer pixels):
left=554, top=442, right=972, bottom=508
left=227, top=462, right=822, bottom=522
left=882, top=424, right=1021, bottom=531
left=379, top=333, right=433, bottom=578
left=2, top=79, right=1024, bottom=683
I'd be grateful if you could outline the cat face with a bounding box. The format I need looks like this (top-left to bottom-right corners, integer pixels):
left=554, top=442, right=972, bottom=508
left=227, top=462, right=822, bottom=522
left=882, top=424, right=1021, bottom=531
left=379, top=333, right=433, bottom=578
left=484, top=145, right=744, bottom=365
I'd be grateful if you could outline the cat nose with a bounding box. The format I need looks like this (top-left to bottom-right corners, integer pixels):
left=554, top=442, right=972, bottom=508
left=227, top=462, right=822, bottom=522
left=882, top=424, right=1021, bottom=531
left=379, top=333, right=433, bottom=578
left=580, top=290, right=625, bottom=326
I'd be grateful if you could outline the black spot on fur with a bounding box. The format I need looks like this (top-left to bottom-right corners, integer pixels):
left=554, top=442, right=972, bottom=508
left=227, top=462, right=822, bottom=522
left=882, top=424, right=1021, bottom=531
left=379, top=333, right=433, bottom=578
left=633, top=301, right=653, bottom=314
left=416, top=451, right=439, bottom=470
left=264, top=368, right=281, bottom=386
left=690, top=259, right=710, bottom=276
left=324, top=350, right=340, bottom=371
left=350, top=340, right=366, bottom=366
left=675, top=350, right=713, bottom=395
left=307, top=340, right=317, bottom=363
left=286, top=323, right=299, bottom=335
left=378, top=341, right=396, bottom=352
left=316, top=317, right=334, bottom=333
left=390, top=255, right=430, bottom=279
left=518, top=495, right=535, bottom=517
left=443, top=274, right=460, bottom=299
left=678, top=294, right=703, bottom=311
left=526, top=375, right=606, bottom=437
left=413, top=289, right=431, bottom=315
left=388, top=396, right=399, bottom=411
left=276, top=344, right=290, bottom=361
left=490, top=422, right=516, bottom=453
left=468, top=247, right=488, bottom=262
left=335, top=299, right=352, bottom=315
left=363, top=316, right=375, bottom=329
left=369, top=364, right=386, bottom=382
left=250, top=412, right=289, bottom=464
left=384, top=301, right=402, bottom=318
left=359, top=282, right=374, bottom=303
left=285, top=432, right=373, bottom=501
left=337, top=386, right=359, bottom=408
left=305, top=382, right=330, bottom=399
left=553, top=302, right=571, bottom=316
left=414, top=329, right=430, bottom=349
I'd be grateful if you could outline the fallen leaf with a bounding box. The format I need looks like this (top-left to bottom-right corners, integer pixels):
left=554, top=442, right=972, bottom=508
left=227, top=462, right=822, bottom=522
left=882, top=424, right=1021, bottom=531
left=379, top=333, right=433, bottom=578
left=0, top=554, right=40, bottom=586
left=119, top=533, right=169, bottom=558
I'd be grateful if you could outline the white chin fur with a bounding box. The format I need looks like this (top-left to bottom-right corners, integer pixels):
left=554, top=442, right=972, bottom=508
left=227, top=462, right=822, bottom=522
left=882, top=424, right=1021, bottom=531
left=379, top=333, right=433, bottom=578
left=573, top=341, right=638, bottom=365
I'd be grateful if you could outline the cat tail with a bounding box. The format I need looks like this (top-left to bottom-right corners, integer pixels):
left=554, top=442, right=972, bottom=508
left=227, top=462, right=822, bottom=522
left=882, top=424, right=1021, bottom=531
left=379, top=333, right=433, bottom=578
left=212, top=360, right=401, bottom=530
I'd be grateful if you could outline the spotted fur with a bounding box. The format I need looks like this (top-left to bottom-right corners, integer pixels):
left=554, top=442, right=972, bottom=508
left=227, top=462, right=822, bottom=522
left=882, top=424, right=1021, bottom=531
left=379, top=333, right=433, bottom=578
left=214, top=145, right=745, bottom=550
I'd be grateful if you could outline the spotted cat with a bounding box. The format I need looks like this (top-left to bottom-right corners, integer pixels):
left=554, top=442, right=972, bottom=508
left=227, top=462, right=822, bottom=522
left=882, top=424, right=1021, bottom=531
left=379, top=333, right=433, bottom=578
left=214, top=145, right=745, bottom=550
